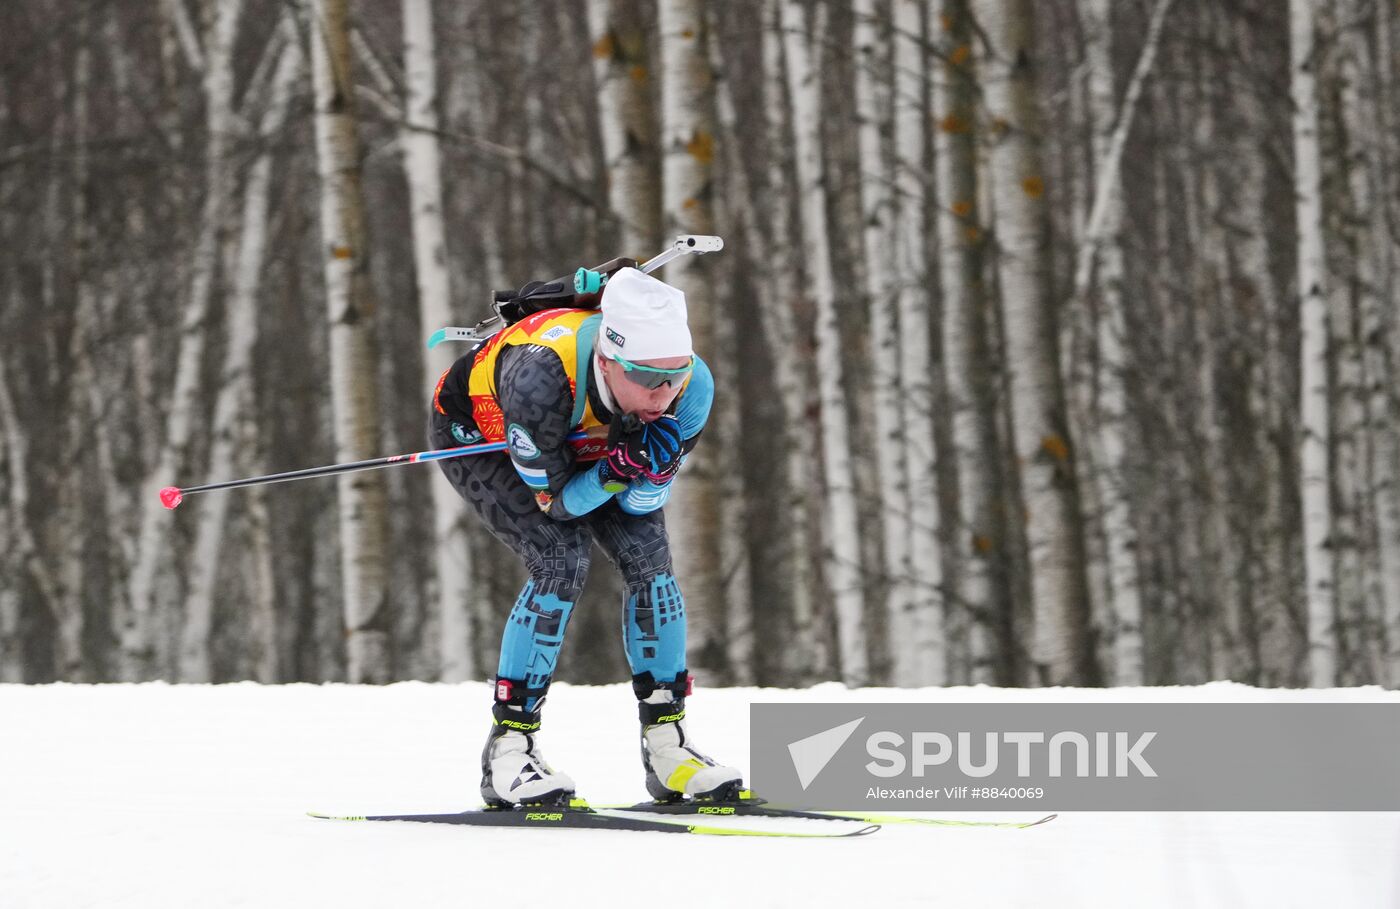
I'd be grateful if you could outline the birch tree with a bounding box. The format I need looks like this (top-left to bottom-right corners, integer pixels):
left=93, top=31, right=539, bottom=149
left=657, top=0, right=730, bottom=680
left=935, top=0, right=1001, bottom=684
left=784, top=0, right=869, bottom=685
left=402, top=0, right=476, bottom=682
left=853, top=0, right=912, bottom=684
left=0, top=332, right=60, bottom=681
left=737, top=0, right=822, bottom=683
left=892, top=0, right=944, bottom=684
left=588, top=0, right=661, bottom=254
left=978, top=0, right=1094, bottom=685
left=765, top=4, right=823, bottom=683
left=1360, top=0, right=1400, bottom=687
left=1335, top=0, right=1396, bottom=682
left=55, top=16, right=95, bottom=681
left=1324, top=11, right=1366, bottom=680
left=1289, top=0, right=1334, bottom=687
left=125, top=0, right=243, bottom=680
left=1076, top=0, right=1172, bottom=684
left=702, top=24, right=756, bottom=681
left=179, top=31, right=301, bottom=682
left=308, top=0, right=393, bottom=683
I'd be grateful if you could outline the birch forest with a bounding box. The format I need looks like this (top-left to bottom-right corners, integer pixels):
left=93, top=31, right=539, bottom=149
left=2, top=0, right=1398, bottom=690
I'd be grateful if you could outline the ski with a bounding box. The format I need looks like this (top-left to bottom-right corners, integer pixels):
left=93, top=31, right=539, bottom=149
left=308, top=800, right=878, bottom=839
left=596, top=791, right=1056, bottom=830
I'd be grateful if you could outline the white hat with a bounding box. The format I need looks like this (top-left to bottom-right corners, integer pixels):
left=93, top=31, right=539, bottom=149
left=597, top=267, right=692, bottom=361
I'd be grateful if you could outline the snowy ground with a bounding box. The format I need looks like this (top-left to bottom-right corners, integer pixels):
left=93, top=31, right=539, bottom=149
left=2, top=681, right=1397, bottom=909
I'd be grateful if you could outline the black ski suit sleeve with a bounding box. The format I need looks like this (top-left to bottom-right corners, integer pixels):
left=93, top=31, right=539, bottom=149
left=495, top=344, right=615, bottom=520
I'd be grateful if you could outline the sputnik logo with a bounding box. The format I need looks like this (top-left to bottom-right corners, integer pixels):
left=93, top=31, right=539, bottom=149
left=787, top=717, right=865, bottom=790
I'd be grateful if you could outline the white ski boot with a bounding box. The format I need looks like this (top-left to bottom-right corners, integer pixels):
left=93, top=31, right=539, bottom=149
left=481, top=682, right=575, bottom=808
left=636, top=673, right=744, bottom=802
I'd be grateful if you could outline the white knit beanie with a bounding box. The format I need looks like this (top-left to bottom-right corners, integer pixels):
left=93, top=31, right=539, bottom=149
left=597, top=267, right=692, bottom=361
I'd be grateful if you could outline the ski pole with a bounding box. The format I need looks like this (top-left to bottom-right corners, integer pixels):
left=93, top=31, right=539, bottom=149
left=159, top=431, right=589, bottom=510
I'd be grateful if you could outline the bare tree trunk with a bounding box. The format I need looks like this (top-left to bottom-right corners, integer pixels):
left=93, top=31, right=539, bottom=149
left=892, top=0, right=944, bottom=685
left=1362, top=0, right=1400, bottom=687
left=124, top=0, right=243, bottom=680
left=935, top=0, right=999, bottom=684
left=179, top=33, right=300, bottom=682
left=1335, top=0, right=1395, bottom=684
left=1289, top=0, right=1335, bottom=687
left=160, top=0, right=204, bottom=71
left=401, top=0, right=476, bottom=682
left=704, top=21, right=757, bottom=682
left=853, top=0, right=911, bottom=684
left=0, top=335, right=60, bottom=682
left=308, top=0, right=392, bottom=683
left=752, top=0, right=821, bottom=683
left=1323, top=56, right=1363, bottom=683
left=784, top=0, right=869, bottom=685
left=978, top=0, right=1094, bottom=685
left=245, top=476, right=281, bottom=682
left=588, top=0, right=661, bottom=254
left=441, top=1, right=505, bottom=666
left=1233, top=36, right=1292, bottom=684
left=1077, top=0, right=1171, bottom=685
left=656, top=0, right=729, bottom=681
left=55, top=17, right=95, bottom=681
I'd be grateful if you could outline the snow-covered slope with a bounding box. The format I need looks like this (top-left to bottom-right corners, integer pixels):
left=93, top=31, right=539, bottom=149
left=2, top=681, right=1396, bottom=908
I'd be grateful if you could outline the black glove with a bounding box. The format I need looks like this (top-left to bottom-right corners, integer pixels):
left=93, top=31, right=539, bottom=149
left=598, top=414, right=647, bottom=491
left=637, top=416, right=685, bottom=483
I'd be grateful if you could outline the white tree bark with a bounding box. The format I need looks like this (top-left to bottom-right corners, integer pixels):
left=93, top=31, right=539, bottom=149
left=1077, top=0, right=1172, bottom=685
left=1234, top=43, right=1291, bottom=683
left=892, top=0, right=944, bottom=685
left=161, top=0, right=204, bottom=71
left=309, top=0, right=393, bottom=683
left=1340, top=0, right=1398, bottom=683
left=1065, top=0, right=1169, bottom=659
left=0, top=333, right=60, bottom=681
left=854, top=0, right=914, bottom=684
left=783, top=0, right=869, bottom=685
left=246, top=479, right=281, bottom=682
left=758, top=0, right=821, bottom=681
left=978, top=0, right=1093, bottom=685
left=179, top=31, right=299, bottom=682
left=124, top=0, right=243, bottom=680
left=55, top=20, right=95, bottom=681
left=1289, top=0, right=1335, bottom=687
left=401, top=0, right=476, bottom=682
left=703, top=20, right=757, bottom=682
left=1366, top=0, right=1400, bottom=687
left=0, top=346, right=21, bottom=681
left=1328, top=27, right=1367, bottom=681
left=934, top=0, right=999, bottom=684
left=588, top=0, right=661, bottom=254
left=657, top=0, right=730, bottom=680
